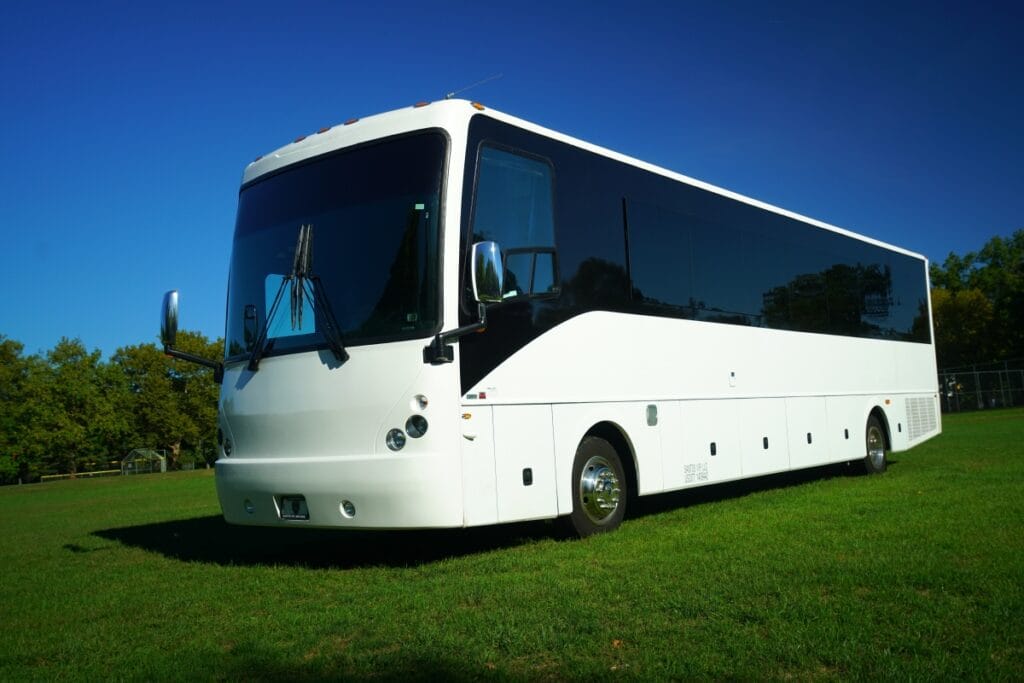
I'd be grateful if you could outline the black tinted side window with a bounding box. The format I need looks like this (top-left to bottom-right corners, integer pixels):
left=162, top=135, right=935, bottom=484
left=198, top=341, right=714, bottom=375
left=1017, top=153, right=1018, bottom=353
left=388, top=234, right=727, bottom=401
left=471, top=146, right=558, bottom=299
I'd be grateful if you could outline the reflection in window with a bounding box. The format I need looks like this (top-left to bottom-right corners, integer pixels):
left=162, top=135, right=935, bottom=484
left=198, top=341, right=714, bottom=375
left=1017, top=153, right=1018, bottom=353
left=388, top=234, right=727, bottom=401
left=625, top=195, right=928, bottom=342
left=264, top=274, right=315, bottom=339
left=472, top=146, right=558, bottom=298
left=625, top=199, right=693, bottom=315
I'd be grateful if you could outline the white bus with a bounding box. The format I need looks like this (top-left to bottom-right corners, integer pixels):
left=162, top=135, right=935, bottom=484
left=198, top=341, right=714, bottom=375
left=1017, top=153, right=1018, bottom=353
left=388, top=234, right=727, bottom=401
left=161, top=99, right=941, bottom=537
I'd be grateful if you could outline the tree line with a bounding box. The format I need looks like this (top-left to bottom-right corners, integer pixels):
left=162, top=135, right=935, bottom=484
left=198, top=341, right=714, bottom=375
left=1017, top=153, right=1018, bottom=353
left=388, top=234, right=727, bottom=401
left=929, top=229, right=1023, bottom=369
left=0, top=331, right=220, bottom=484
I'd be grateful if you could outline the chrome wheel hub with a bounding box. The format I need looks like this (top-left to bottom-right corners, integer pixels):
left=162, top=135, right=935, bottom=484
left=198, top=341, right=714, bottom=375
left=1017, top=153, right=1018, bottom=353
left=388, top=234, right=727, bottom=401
left=579, top=455, right=621, bottom=524
left=867, top=425, right=885, bottom=468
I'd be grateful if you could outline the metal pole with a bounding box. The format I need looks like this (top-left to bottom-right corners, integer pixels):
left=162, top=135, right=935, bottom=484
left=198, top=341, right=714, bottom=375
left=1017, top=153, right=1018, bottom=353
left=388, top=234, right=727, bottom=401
left=974, top=365, right=982, bottom=409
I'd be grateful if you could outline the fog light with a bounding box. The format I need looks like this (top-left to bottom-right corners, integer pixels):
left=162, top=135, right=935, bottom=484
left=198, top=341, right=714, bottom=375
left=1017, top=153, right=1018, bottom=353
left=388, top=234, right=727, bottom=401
left=244, top=499, right=254, bottom=515
left=386, top=428, right=406, bottom=451
left=411, top=394, right=428, bottom=411
left=406, top=415, right=428, bottom=438
left=341, top=500, right=356, bottom=518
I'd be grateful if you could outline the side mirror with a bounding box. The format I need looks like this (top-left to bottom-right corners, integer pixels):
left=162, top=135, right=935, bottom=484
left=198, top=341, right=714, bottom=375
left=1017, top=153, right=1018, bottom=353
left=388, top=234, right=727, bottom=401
left=423, top=242, right=502, bottom=365
left=161, top=290, right=179, bottom=347
left=471, top=241, right=504, bottom=303
left=158, top=289, right=224, bottom=383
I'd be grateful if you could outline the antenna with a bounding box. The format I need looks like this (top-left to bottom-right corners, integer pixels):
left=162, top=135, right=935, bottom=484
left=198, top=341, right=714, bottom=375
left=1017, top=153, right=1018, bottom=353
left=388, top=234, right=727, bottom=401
left=444, top=73, right=503, bottom=100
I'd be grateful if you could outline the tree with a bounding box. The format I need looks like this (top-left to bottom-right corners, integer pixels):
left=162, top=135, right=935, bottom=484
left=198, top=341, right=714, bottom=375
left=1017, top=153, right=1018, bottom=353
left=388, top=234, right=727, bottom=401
left=930, top=229, right=1024, bottom=366
left=112, top=341, right=190, bottom=459
left=172, top=331, right=222, bottom=466
left=23, top=338, right=123, bottom=475
left=930, top=288, right=994, bottom=368
left=0, top=335, right=30, bottom=483
left=111, top=331, right=221, bottom=469
left=971, top=232, right=1024, bottom=359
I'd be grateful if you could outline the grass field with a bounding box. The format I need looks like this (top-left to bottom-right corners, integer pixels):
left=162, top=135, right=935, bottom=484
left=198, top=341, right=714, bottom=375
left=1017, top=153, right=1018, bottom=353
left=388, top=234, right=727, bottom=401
left=1, top=409, right=1022, bottom=680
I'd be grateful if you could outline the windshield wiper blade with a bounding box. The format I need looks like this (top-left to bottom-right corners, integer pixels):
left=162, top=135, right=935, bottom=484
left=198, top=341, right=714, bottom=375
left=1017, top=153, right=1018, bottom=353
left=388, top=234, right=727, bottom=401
left=248, top=281, right=286, bottom=372
left=248, top=224, right=348, bottom=371
left=304, top=275, right=348, bottom=363
left=297, top=225, right=349, bottom=364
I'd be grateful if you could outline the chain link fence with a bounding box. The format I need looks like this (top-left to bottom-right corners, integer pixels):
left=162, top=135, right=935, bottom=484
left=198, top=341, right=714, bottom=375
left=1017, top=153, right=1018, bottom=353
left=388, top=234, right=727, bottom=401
left=938, top=359, right=1024, bottom=413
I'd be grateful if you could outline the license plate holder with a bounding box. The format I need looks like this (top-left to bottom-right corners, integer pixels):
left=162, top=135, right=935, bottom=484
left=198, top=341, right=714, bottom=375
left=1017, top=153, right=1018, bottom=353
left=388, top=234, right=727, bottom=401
left=278, top=495, right=309, bottom=521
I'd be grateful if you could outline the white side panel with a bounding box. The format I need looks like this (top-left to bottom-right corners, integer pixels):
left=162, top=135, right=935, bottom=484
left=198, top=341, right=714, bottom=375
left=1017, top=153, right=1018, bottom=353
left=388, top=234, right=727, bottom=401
left=492, top=405, right=558, bottom=522
left=460, top=406, right=498, bottom=527
left=664, top=400, right=742, bottom=490
left=464, top=312, right=938, bottom=407
left=737, top=399, right=790, bottom=477
left=785, top=397, right=829, bottom=469
left=826, top=396, right=868, bottom=461
left=886, top=399, right=910, bottom=451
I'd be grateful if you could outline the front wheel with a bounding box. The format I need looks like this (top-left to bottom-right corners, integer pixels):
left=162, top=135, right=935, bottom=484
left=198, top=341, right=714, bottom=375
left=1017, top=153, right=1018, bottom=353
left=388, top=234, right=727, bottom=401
left=862, top=415, right=888, bottom=474
left=565, top=436, right=627, bottom=537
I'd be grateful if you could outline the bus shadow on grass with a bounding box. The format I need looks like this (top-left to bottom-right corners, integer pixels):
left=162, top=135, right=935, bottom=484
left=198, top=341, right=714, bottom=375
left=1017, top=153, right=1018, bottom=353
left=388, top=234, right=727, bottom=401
left=93, top=516, right=555, bottom=569
left=93, top=459, right=889, bottom=569
left=629, top=458, right=893, bottom=518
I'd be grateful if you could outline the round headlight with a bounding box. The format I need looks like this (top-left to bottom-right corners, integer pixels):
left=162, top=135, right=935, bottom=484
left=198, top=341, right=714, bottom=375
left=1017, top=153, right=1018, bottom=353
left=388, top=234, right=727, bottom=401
left=223, top=438, right=233, bottom=457
left=406, top=415, right=428, bottom=439
left=386, top=428, right=406, bottom=451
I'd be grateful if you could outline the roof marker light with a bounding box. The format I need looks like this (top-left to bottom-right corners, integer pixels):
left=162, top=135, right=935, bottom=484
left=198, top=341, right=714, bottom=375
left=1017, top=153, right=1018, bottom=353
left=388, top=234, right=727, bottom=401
left=293, top=135, right=307, bottom=143
left=317, top=126, right=331, bottom=134
left=414, top=101, right=430, bottom=108
left=344, top=118, right=359, bottom=126
left=471, top=102, right=485, bottom=111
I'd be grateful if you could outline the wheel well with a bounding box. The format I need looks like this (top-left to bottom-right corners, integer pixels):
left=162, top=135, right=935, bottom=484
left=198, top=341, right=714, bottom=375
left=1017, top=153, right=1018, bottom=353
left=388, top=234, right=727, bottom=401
left=869, top=406, right=892, bottom=449
left=585, top=421, right=638, bottom=498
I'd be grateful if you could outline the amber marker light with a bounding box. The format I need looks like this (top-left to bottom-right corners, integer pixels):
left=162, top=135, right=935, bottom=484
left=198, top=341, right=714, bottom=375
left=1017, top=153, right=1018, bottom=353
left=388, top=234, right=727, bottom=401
left=293, top=135, right=307, bottom=143
left=344, top=118, right=359, bottom=125
left=317, top=126, right=331, bottom=134
left=471, top=102, right=485, bottom=111
left=414, top=101, right=430, bottom=108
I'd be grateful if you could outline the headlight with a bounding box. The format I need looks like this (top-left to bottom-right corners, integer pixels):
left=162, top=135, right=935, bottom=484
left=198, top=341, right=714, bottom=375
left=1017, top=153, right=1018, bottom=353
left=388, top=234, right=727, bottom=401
left=385, top=428, right=406, bottom=451
left=405, top=415, right=428, bottom=439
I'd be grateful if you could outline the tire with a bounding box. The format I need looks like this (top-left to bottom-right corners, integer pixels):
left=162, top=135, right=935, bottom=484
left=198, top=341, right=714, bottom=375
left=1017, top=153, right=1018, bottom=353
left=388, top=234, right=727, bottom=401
left=565, top=436, right=627, bottom=538
left=862, top=414, right=888, bottom=474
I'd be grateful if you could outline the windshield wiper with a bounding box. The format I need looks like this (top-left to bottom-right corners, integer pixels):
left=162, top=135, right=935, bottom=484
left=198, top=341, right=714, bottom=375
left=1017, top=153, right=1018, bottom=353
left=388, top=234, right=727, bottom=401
left=248, top=224, right=349, bottom=371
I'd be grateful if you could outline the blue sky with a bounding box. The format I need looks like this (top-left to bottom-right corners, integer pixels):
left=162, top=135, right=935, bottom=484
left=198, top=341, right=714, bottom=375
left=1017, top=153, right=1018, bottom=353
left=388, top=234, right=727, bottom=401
left=1, top=0, right=1021, bottom=357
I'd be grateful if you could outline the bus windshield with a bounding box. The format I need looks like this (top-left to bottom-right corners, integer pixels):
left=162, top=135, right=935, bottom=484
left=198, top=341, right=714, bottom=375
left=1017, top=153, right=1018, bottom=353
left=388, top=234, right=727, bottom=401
left=224, top=132, right=446, bottom=362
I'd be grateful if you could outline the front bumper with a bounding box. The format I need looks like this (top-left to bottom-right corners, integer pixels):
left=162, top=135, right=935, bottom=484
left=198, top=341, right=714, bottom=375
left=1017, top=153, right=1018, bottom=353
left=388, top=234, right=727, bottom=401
left=215, top=451, right=464, bottom=529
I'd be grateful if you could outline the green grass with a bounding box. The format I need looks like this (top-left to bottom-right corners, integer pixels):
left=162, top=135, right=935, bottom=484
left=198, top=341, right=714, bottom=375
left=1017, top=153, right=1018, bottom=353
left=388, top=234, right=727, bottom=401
left=2, top=410, right=1023, bottom=680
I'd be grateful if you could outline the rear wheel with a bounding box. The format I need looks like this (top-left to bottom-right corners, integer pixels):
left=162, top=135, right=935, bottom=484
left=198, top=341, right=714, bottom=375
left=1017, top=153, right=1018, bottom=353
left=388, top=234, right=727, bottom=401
left=565, top=436, right=627, bottom=537
left=863, top=415, right=888, bottom=474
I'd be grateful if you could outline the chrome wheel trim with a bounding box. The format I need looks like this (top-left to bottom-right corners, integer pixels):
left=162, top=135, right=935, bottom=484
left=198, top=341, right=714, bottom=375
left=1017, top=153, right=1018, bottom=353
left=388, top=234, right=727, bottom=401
left=867, top=424, right=886, bottom=469
left=579, top=454, right=621, bottom=524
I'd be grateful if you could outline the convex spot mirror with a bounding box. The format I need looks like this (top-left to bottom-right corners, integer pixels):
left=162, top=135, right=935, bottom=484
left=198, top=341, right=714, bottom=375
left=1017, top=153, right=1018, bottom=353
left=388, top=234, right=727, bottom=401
left=471, top=241, right=504, bottom=303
